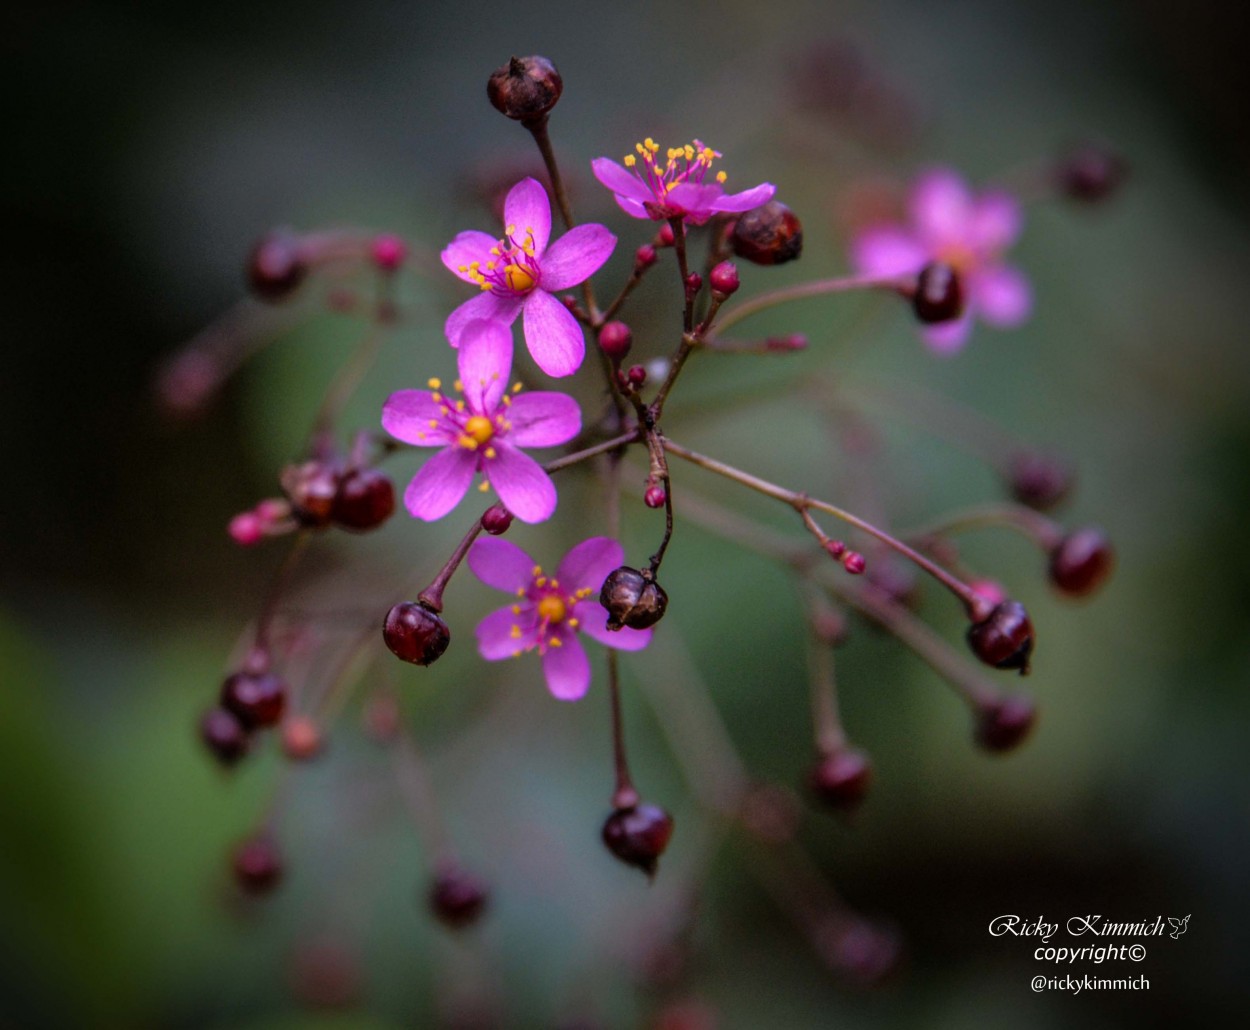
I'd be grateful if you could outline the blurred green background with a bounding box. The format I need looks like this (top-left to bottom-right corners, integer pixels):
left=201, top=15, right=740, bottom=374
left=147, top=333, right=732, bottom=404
left=6, top=0, right=1250, bottom=1026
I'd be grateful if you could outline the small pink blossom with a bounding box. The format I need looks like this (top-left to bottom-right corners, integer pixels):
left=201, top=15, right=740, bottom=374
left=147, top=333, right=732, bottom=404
left=592, top=138, right=775, bottom=225
left=469, top=535, right=652, bottom=701
left=851, top=168, right=1032, bottom=354
left=442, top=178, right=616, bottom=378
left=381, top=320, right=580, bottom=523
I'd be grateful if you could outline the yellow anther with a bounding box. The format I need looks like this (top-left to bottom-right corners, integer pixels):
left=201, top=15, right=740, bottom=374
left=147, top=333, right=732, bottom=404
left=549, top=636, right=562, bottom=647
left=455, top=400, right=465, bottom=412
left=511, top=649, right=521, bottom=658
left=490, top=246, right=501, bottom=256
left=453, top=379, right=463, bottom=392
left=624, top=154, right=636, bottom=167
left=716, top=171, right=727, bottom=183
left=568, top=617, right=579, bottom=629
left=538, top=595, right=567, bottom=623
left=427, top=377, right=441, bottom=389
left=464, top=415, right=494, bottom=445
left=510, top=625, right=522, bottom=639
left=511, top=604, right=522, bottom=614
left=504, top=264, right=536, bottom=293
left=532, top=565, right=543, bottom=576
left=684, top=144, right=694, bottom=160
left=427, top=419, right=438, bottom=428
left=478, top=481, right=490, bottom=492
left=536, top=576, right=547, bottom=587
left=484, top=447, right=497, bottom=459
left=458, top=435, right=478, bottom=450
left=635, top=142, right=646, bottom=155
left=645, top=138, right=658, bottom=152
left=505, top=224, right=516, bottom=235
left=512, top=382, right=523, bottom=393
left=516, top=587, right=526, bottom=597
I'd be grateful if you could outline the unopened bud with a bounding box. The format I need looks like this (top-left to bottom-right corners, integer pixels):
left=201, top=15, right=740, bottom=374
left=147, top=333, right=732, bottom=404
left=601, top=803, right=674, bottom=877
left=480, top=504, right=514, bottom=535
left=428, top=867, right=490, bottom=929
left=807, top=749, right=873, bottom=812
left=709, top=260, right=740, bottom=299
left=1048, top=527, right=1114, bottom=598
left=371, top=233, right=407, bottom=271
left=1057, top=143, right=1128, bottom=203
left=281, top=461, right=342, bottom=527
left=599, top=320, right=633, bottom=362
left=1007, top=451, right=1073, bottom=511
left=486, top=55, right=563, bottom=126
left=634, top=244, right=657, bottom=271
left=975, top=694, right=1038, bottom=752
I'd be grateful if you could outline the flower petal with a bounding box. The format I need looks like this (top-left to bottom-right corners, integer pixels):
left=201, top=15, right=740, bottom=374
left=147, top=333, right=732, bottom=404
left=504, top=177, right=552, bottom=257
left=540, top=224, right=617, bottom=291
left=850, top=226, right=928, bottom=277
left=968, top=190, right=1023, bottom=254
left=476, top=603, right=539, bottom=660
left=457, top=320, right=512, bottom=414
left=709, top=182, right=776, bottom=214
left=521, top=288, right=585, bottom=377
left=971, top=265, right=1032, bottom=327
left=556, top=537, right=624, bottom=595
left=590, top=158, right=653, bottom=204
left=664, top=182, right=722, bottom=222
left=441, top=231, right=501, bottom=284
left=381, top=390, right=453, bottom=447
left=541, top=632, right=591, bottom=701
left=505, top=391, right=581, bottom=448
left=612, top=193, right=651, bottom=220
left=574, top=599, right=653, bottom=650
left=468, top=536, right=538, bottom=593
left=445, top=292, right=522, bottom=348
left=921, top=313, right=974, bottom=355
left=910, top=168, right=972, bottom=246
left=486, top=445, right=557, bottom=523
left=402, top=447, right=476, bottom=520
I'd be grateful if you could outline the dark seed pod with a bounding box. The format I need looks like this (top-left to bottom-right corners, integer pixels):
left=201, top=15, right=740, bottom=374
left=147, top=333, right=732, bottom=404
left=912, top=261, right=963, bottom=324
left=200, top=706, right=250, bottom=765
left=383, top=602, right=451, bottom=666
left=427, top=867, right=490, bottom=929
left=1007, top=451, right=1073, bottom=511
left=599, top=566, right=668, bottom=631
left=966, top=600, right=1034, bottom=674
left=221, top=670, right=287, bottom=729
left=807, top=749, right=873, bottom=811
left=486, top=55, right=563, bottom=126
left=1057, top=143, right=1128, bottom=203
left=601, top=803, right=674, bottom=877
left=331, top=468, right=395, bottom=531
left=975, top=694, right=1038, bottom=752
left=730, top=201, right=803, bottom=266
left=232, top=835, right=283, bottom=894
left=281, top=461, right=342, bottom=527
left=247, top=231, right=307, bottom=301
left=1049, top=526, right=1114, bottom=598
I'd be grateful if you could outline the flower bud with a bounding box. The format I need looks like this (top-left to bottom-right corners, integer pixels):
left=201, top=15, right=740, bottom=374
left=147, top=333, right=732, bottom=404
left=841, top=551, right=866, bottom=575
left=281, top=714, right=323, bottom=761
left=427, top=867, right=490, bottom=929
left=1048, top=526, right=1114, bottom=598
left=599, top=566, right=668, bottom=631
left=598, top=320, right=633, bottom=362
left=486, top=55, right=563, bottom=126
left=1057, top=143, right=1128, bottom=203
left=709, top=260, right=740, bottom=299
left=331, top=468, right=395, bottom=531
left=480, top=504, right=514, bottom=535
left=974, top=694, right=1038, bottom=752
left=765, top=333, right=808, bottom=352
left=232, top=834, right=283, bottom=894
left=644, top=484, right=666, bottom=509
left=1007, top=450, right=1073, bottom=510
left=383, top=601, right=451, bottom=666
left=966, top=600, right=1034, bottom=674
left=221, top=670, right=287, bottom=729
left=807, top=749, right=872, bottom=812
left=911, top=261, right=963, bottom=324
left=200, top=706, right=250, bottom=765
left=684, top=271, right=703, bottom=302
left=656, top=223, right=676, bottom=248
left=601, top=803, right=674, bottom=877
left=626, top=364, right=647, bottom=387
left=281, top=461, right=342, bottom=527
left=730, top=201, right=803, bottom=266
left=247, top=231, right=307, bottom=301
left=370, top=233, right=407, bottom=272
left=634, top=244, right=657, bottom=271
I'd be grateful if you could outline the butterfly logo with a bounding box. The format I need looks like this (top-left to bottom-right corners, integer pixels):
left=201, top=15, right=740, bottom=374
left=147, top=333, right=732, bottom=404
left=1167, top=914, right=1190, bottom=940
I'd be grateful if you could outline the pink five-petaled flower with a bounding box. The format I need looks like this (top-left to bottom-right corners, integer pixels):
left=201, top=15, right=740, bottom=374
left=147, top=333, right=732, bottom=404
left=381, top=319, right=580, bottom=523
left=851, top=167, right=1032, bottom=354
left=591, top=138, right=775, bottom=226
left=469, top=536, right=652, bottom=701
left=441, top=177, right=616, bottom=378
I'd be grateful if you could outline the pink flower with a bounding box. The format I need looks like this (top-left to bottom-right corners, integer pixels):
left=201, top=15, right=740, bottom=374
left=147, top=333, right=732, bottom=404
left=591, top=138, right=775, bottom=225
left=469, top=536, right=652, bottom=701
left=441, top=178, right=616, bottom=378
left=381, top=320, right=580, bottom=523
left=851, top=168, right=1032, bottom=354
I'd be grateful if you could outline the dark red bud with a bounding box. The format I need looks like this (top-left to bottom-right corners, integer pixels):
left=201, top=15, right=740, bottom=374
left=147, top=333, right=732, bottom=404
left=912, top=261, right=964, bottom=324
left=1007, top=451, right=1074, bottom=510
left=200, top=706, right=250, bottom=765
left=975, top=694, right=1038, bottom=752
left=383, top=602, right=451, bottom=666
left=486, top=55, right=563, bottom=126
left=966, top=600, right=1034, bottom=674
left=599, top=566, right=668, bottom=631
left=634, top=244, right=657, bottom=270
left=1058, top=143, right=1128, bottom=203
left=599, top=320, right=633, bottom=361
left=709, top=260, right=740, bottom=298
left=601, top=803, right=674, bottom=877
left=247, top=231, right=307, bottom=301
left=480, top=504, right=514, bottom=535
left=221, top=671, right=286, bottom=729
left=842, top=551, right=866, bottom=575
left=281, top=461, right=342, bottom=527
left=1048, top=527, right=1114, bottom=597
left=232, top=835, right=283, bottom=894
left=331, top=468, right=395, bottom=531
left=656, top=223, right=676, bottom=248
left=427, top=867, right=490, bottom=929
left=644, top=485, right=666, bottom=509
left=730, top=201, right=803, bottom=266
left=684, top=271, right=702, bottom=301
left=626, top=365, right=647, bottom=387
left=807, top=749, right=873, bottom=811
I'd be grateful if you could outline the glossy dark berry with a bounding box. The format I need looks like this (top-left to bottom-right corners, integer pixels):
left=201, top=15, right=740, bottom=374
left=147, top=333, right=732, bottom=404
left=966, top=600, right=1034, bottom=674
left=247, top=231, right=306, bottom=301
left=281, top=461, right=342, bottom=527
left=709, top=261, right=740, bottom=298
left=428, top=867, right=490, bottom=929
left=486, top=55, right=563, bottom=126
left=1049, top=527, right=1114, bottom=597
left=331, top=468, right=395, bottom=531
left=200, top=706, right=250, bottom=765
left=807, top=749, right=873, bottom=811
left=383, top=602, right=451, bottom=666
left=975, top=694, right=1038, bottom=752
left=912, top=261, right=963, bottom=324
left=480, top=504, right=513, bottom=535
left=730, top=201, right=803, bottom=265
left=1007, top=451, right=1073, bottom=510
left=232, top=835, right=283, bottom=894
left=599, top=566, right=668, bottom=631
left=221, top=671, right=286, bottom=729
left=599, top=321, right=633, bottom=362
left=1058, top=144, right=1128, bottom=203
left=602, top=803, right=674, bottom=877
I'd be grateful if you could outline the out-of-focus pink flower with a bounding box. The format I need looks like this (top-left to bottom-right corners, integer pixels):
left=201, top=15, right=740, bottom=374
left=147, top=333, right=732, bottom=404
left=441, top=178, right=615, bottom=378
left=469, top=536, right=652, bottom=701
left=851, top=168, right=1031, bottom=354
left=592, top=138, right=775, bottom=225
left=382, top=320, right=580, bottom=523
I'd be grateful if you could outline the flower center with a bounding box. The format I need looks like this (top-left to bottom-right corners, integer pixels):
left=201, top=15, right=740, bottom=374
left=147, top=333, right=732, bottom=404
left=504, top=264, right=536, bottom=292
left=458, top=224, right=541, bottom=297
left=463, top=415, right=495, bottom=445
left=537, top=594, right=567, bottom=624
left=937, top=242, right=978, bottom=272
left=622, top=137, right=729, bottom=200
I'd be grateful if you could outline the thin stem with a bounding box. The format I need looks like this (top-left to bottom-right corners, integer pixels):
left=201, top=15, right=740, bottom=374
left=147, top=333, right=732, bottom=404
left=807, top=623, right=846, bottom=755
left=255, top=531, right=313, bottom=651
left=711, top=272, right=908, bottom=337
left=902, top=503, right=1064, bottom=551
left=661, top=437, right=990, bottom=620
left=671, top=217, right=694, bottom=334
left=607, top=651, right=639, bottom=810
left=543, top=428, right=642, bottom=474
left=393, top=728, right=453, bottom=865
left=418, top=517, right=485, bottom=612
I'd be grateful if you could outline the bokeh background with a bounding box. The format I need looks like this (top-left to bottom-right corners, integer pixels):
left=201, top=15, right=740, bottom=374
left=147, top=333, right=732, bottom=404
left=6, top=0, right=1250, bottom=1026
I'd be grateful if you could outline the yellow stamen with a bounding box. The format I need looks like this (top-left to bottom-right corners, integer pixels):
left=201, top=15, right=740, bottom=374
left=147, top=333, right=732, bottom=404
left=537, top=595, right=567, bottom=623
left=464, top=415, right=494, bottom=445
left=504, top=264, right=536, bottom=292
left=427, top=377, right=441, bottom=389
